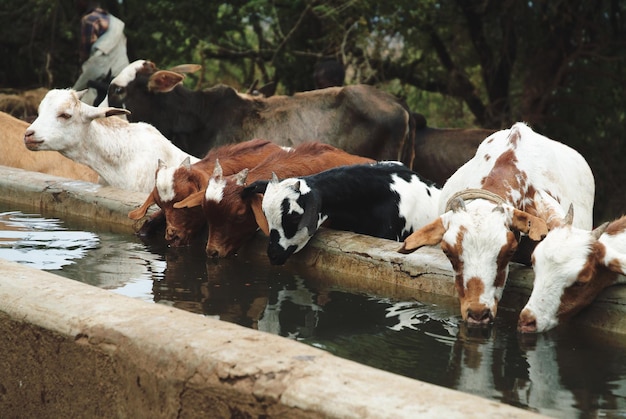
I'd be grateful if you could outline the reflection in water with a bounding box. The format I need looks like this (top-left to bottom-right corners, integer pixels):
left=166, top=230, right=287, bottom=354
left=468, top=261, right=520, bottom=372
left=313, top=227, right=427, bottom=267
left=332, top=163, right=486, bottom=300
left=0, top=210, right=164, bottom=300
left=1, top=206, right=626, bottom=417
left=0, top=211, right=99, bottom=269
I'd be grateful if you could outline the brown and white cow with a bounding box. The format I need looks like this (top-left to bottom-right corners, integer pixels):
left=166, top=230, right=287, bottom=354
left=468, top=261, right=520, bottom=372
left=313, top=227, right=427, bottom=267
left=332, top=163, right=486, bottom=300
left=128, top=139, right=284, bottom=246
left=398, top=122, right=595, bottom=326
left=173, top=142, right=374, bottom=258
left=518, top=214, right=626, bottom=333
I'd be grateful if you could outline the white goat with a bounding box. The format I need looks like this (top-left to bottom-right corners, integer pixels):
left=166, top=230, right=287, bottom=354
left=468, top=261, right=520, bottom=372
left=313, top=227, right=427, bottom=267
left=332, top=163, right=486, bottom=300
left=24, top=89, right=199, bottom=193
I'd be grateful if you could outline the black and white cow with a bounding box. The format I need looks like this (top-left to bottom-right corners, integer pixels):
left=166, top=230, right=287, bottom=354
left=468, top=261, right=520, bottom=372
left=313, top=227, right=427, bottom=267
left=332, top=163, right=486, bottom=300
left=244, top=162, right=441, bottom=265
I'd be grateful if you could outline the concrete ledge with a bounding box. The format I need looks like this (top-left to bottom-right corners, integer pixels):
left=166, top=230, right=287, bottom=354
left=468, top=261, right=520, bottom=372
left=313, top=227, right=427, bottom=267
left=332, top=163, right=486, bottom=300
left=0, top=164, right=624, bottom=416
left=0, top=165, right=145, bottom=232
left=0, top=164, right=624, bottom=331
left=0, top=259, right=542, bottom=418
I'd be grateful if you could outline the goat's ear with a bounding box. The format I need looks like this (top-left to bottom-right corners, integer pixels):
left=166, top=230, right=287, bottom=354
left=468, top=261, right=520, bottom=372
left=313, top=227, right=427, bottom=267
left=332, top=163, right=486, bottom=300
left=75, top=89, right=89, bottom=99
left=104, top=108, right=131, bottom=118
left=148, top=70, right=185, bottom=93
left=173, top=191, right=203, bottom=209
left=167, top=64, right=202, bottom=74
left=398, top=217, right=445, bottom=254
left=250, top=195, right=270, bottom=236
left=510, top=209, right=549, bottom=241
left=241, top=180, right=269, bottom=199
left=234, top=168, right=249, bottom=186
left=211, top=159, right=223, bottom=179
left=128, top=191, right=156, bottom=220
left=83, top=105, right=130, bottom=120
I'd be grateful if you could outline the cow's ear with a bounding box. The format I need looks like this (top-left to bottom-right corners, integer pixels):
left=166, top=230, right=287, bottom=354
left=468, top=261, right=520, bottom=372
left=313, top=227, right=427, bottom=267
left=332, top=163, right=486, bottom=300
left=297, top=194, right=322, bottom=236
left=510, top=209, right=549, bottom=241
left=250, top=195, right=270, bottom=236
left=258, top=81, right=276, bottom=97
left=398, top=217, right=445, bottom=254
left=167, top=64, right=202, bottom=74
left=128, top=191, right=156, bottom=219
left=148, top=70, right=185, bottom=93
left=605, top=252, right=626, bottom=276
left=594, top=222, right=626, bottom=275
left=173, top=191, right=203, bottom=209
left=241, top=180, right=269, bottom=199
left=578, top=243, right=602, bottom=283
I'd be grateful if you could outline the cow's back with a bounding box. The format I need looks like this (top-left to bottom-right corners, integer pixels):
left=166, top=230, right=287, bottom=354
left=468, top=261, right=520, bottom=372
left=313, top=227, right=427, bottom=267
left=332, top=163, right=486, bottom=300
left=441, top=123, right=594, bottom=229
left=413, top=126, right=494, bottom=185
left=245, top=85, right=411, bottom=163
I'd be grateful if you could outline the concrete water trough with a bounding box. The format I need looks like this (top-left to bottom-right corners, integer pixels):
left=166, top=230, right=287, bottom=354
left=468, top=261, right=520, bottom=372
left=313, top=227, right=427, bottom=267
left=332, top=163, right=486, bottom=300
left=1, top=165, right=624, bottom=417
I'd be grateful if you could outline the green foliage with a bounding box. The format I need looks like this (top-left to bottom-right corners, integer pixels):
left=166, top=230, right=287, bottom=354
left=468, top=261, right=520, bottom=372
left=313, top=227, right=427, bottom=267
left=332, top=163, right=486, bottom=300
left=2, top=0, right=625, bottom=220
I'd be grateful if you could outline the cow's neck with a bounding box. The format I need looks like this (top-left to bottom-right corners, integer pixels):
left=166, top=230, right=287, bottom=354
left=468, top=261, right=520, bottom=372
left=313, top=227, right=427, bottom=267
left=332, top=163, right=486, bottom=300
left=480, top=148, right=532, bottom=208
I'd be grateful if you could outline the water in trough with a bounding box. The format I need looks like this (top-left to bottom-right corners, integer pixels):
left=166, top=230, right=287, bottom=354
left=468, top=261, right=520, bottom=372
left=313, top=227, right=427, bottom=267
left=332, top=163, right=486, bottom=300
left=1, top=203, right=625, bottom=418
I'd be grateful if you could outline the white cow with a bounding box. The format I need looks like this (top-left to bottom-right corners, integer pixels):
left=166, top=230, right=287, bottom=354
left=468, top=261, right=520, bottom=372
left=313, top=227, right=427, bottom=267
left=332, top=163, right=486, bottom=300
left=399, top=122, right=595, bottom=326
left=519, top=214, right=626, bottom=333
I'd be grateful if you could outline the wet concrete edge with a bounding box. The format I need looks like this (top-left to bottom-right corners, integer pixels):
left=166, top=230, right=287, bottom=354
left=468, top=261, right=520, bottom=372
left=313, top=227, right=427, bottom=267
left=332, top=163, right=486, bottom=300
left=0, top=165, right=620, bottom=416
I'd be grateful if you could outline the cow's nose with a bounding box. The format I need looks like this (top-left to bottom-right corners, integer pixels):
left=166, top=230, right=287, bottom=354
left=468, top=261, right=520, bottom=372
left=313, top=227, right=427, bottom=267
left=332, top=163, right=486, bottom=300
left=207, top=248, right=220, bottom=258
left=517, top=309, right=537, bottom=333
left=165, top=227, right=181, bottom=244
left=466, top=306, right=492, bottom=325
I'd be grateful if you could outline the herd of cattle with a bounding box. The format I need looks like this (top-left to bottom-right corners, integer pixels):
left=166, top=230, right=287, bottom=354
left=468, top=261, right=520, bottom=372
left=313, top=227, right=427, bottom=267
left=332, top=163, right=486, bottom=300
left=3, top=59, right=625, bottom=335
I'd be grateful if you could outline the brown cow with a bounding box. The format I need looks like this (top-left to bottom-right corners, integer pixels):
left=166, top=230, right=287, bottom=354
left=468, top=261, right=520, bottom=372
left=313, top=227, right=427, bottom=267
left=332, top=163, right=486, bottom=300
left=412, top=114, right=495, bottom=186
left=103, top=60, right=414, bottom=167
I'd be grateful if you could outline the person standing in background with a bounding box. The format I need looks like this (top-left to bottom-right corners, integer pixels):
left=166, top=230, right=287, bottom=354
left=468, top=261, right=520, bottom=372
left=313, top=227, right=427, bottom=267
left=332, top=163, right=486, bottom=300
left=73, top=0, right=129, bottom=105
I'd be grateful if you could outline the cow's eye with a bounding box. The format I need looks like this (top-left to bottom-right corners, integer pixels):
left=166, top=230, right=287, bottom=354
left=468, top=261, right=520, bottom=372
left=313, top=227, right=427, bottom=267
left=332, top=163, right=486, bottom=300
left=58, top=112, right=71, bottom=120
left=113, top=86, right=125, bottom=95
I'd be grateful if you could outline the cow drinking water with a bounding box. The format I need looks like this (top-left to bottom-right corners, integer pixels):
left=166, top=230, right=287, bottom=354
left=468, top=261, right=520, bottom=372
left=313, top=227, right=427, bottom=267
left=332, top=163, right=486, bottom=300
left=248, top=161, right=441, bottom=265
left=398, top=122, right=595, bottom=326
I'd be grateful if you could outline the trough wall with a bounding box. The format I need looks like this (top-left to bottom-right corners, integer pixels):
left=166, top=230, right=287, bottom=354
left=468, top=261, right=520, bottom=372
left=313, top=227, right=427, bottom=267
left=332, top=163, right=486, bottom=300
left=0, top=165, right=623, bottom=417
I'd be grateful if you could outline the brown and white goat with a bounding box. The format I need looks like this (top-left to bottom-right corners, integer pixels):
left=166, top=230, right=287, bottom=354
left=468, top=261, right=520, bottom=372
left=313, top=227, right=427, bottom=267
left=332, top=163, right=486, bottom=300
left=128, top=139, right=284, bottom=246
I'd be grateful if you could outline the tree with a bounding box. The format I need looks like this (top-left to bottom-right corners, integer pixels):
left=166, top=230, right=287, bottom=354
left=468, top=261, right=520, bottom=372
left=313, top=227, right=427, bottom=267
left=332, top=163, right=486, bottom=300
left=2, top=0, right=625, bottom=221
